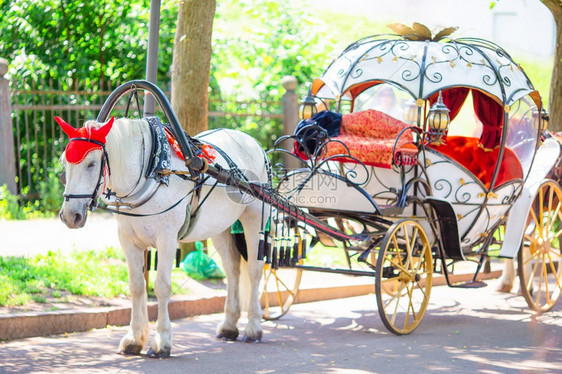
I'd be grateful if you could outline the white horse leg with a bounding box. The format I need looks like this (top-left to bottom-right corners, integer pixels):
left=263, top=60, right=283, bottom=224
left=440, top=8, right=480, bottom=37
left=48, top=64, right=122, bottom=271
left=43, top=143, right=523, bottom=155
left=239, top=211, right=265, bottom=342
left=212, top=230, right=242, bottom=340
left=147, top=238, right=177, bottom=358
left=497, top=258, right=516, bottom=293
left=118, top=239, right=149, bottom=355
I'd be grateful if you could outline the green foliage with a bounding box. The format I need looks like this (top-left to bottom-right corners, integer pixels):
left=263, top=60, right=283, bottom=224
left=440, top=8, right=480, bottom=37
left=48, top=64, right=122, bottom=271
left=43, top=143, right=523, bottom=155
left=312, top=9, right=391, bottom=52
left=1, top=0, right=334, bottom=99
left=0, top=247, right=129, bottom=307
left=0, top=160, right=64, bottom=220
left=37, top=161, right=65, bottom=214
left=515, top=55, right=553, bottom=107
left=0, top=184, right=50, bottom=220
left=0, top=0, right=176, bottom=85
left=208, top=0, right=337, bottom=148
left=0, top=185, right=27, bottom=220
left=212, top=0, right=335, bottom=101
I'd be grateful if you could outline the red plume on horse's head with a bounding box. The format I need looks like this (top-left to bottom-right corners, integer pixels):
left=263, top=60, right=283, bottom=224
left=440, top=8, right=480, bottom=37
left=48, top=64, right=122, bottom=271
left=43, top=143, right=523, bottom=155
left=55, top=117, right=115, bottom=164
left=95, top=116, right=114, bottom=139
left=54, top=116, right=78, bottom=138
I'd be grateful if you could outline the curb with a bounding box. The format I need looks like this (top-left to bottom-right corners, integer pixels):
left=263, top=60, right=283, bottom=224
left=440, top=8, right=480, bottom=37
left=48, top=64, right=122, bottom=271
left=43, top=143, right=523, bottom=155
left=0, top=270, right=501, bottom=341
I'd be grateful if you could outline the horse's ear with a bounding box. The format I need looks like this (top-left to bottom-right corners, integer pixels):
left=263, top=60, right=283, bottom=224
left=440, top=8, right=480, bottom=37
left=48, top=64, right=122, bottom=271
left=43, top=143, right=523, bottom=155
left=96, top=117, right=114, bottom=139
left=54, top=116, right=77, bottom=138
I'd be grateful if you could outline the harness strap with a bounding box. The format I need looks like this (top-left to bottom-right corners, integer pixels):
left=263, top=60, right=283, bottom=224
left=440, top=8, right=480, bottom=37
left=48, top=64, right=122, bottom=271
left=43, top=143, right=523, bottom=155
left=70, top=137, right=105, bottom=148
left=189, top=178, right=220, bottom=219
left=158, top=169, right=192, bottom=179
left=99, top=187, right=195, bottom=217
left=176, top=175, right=207, bottom=241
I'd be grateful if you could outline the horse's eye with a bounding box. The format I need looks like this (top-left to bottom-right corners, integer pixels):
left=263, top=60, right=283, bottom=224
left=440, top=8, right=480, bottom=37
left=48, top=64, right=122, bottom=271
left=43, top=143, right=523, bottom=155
left=87, top=161, right=96, bottom=169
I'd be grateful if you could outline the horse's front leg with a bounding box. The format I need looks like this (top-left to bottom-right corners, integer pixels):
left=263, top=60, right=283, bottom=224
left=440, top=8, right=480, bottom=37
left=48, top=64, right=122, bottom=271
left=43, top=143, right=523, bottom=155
left=147, top=237, right=177, bottom=358
left=118, top=239, right=149, bottom=355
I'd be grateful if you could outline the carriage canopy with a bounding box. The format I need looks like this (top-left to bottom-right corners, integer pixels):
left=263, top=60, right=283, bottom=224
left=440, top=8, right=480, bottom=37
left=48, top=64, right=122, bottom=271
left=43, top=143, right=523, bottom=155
left=311, top=35, right=541, bottom=109
left=308, top=31, right=545, bottom=184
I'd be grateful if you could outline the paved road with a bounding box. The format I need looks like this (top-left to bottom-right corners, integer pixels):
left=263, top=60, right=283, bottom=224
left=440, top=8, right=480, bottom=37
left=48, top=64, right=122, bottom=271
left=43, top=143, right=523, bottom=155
left=1, top=278, right=560, bottom=374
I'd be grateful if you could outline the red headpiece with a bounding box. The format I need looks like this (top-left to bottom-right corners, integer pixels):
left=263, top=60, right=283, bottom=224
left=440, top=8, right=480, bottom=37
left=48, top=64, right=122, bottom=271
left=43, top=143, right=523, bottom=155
left=55, top=117, right=114, bottom=164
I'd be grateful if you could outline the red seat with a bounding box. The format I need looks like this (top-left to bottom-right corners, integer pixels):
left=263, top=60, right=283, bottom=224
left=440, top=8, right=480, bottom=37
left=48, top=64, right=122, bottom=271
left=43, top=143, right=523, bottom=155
left=324, top=109, right=416, bottom=168
left=428, top=136, right=523, bottom=188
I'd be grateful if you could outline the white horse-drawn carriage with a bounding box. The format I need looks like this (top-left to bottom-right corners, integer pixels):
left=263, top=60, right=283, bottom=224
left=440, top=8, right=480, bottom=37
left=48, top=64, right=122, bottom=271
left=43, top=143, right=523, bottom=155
left=57, top=28, right=561, bottom=356
left=262, top=29, right=561, bottom=332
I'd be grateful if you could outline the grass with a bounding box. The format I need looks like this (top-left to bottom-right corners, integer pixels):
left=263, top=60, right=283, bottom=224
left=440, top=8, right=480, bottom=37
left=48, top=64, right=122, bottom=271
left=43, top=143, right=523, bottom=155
left=0, top=246, right=197, bottom=308
left=0, top=247, right=129, bottom=307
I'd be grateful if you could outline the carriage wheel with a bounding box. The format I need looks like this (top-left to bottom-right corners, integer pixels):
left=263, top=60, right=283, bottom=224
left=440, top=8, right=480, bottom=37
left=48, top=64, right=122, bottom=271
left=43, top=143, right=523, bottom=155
left=517, top=179, right=562, bottom=312
left=260, top=265, right=303, bottom=320
left=375, top=219, right=433, bottom=335
left=260, top=231, right=304, bottom=320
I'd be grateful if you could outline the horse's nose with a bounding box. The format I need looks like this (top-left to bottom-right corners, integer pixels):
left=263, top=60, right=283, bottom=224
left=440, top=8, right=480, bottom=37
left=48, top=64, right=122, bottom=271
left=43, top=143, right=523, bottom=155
left=59, top=206, right=86, bottom=228
left=72, top=212, right=84, bottom=227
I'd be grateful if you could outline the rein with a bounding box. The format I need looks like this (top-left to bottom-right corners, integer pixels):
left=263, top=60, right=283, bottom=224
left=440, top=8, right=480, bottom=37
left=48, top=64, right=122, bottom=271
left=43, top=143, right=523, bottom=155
left=63, top=137, right=110, bottom=211
left=99, top=175, right=210, bottom=218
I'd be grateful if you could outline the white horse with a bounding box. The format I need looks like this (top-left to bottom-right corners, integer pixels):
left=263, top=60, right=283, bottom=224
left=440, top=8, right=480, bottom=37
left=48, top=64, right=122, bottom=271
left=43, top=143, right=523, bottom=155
left=56, top=116, right=269, bottom=357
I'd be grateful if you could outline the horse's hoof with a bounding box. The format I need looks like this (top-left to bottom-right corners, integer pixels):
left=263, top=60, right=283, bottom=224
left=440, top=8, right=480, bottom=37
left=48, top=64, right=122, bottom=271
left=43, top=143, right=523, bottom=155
left=242, top=332, right=262, bottom=343
left=496, top=284, right=513, bottom=293
left=118, top=344, right=143, bottom=356
left=146, top=347, right=171, bottom=359
left=216, top=329, right=239, bottom=341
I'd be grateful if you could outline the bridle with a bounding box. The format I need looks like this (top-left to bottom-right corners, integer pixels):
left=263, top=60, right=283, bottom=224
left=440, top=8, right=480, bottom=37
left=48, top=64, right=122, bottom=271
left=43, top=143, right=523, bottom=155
left=62, top=137, right=111, bottom=211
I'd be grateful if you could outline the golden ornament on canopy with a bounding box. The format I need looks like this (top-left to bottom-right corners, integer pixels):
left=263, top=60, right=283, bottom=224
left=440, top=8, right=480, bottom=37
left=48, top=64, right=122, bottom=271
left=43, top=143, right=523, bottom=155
left=387, top=22, right=458, bottom=41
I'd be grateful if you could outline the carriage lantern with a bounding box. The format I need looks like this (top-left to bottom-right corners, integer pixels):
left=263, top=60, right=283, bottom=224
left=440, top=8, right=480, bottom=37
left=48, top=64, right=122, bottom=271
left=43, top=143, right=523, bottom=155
left=426, top=91, right=450, bottom=143
left=300, top=88, right=318, bottom=120
left=404, top=99, right=419, bottom=124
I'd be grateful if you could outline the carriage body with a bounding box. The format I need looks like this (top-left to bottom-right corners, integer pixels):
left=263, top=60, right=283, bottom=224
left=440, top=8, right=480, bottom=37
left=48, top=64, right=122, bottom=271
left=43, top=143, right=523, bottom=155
left=277, top=34, right=556, bottom=252
left=268, top=31, right=561, bottom=328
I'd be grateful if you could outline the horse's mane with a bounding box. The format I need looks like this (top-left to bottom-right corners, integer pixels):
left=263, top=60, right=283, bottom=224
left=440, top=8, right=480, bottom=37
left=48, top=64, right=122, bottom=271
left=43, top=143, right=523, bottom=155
left=86, top=118, right=147, bottom=173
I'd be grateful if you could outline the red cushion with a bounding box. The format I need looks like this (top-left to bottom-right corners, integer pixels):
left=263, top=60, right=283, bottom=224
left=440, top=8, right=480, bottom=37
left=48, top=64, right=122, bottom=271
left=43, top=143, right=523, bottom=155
left=326, top=135, right=402, bottom=168
left=428, top=136, right=522, bottom=188
left=324, top=110, right=414, bottom=168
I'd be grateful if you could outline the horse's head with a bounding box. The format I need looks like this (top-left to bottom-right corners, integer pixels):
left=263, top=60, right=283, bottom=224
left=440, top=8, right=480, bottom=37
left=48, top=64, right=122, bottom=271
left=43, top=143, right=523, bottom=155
left=55, top=116, right=114, bottom=228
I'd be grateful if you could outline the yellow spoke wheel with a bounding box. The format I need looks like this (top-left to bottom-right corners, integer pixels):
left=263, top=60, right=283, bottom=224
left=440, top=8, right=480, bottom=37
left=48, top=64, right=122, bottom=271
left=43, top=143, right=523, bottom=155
left=518, top=179, right=562, bottom=312
left=260, top=231, right=304, bottom=320
left=375, top=219, right=433, bottom=335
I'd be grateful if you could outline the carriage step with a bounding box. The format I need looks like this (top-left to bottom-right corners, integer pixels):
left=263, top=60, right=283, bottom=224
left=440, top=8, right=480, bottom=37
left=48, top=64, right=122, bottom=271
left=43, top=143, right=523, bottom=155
left=453, top=280, right=487, bottom=288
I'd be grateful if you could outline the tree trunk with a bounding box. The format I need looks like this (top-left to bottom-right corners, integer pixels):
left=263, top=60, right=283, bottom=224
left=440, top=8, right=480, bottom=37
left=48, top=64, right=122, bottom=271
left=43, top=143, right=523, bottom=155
left=171, top=0, right=216, bottom=259
left=543, top=0, right=562, bottom=131
left=171, top=0, right=216, bottom=135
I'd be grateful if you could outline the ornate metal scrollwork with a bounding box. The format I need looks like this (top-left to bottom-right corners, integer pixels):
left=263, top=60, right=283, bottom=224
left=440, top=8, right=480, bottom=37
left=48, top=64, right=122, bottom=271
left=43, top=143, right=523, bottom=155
left=267, top=123, right=371, bottom=193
